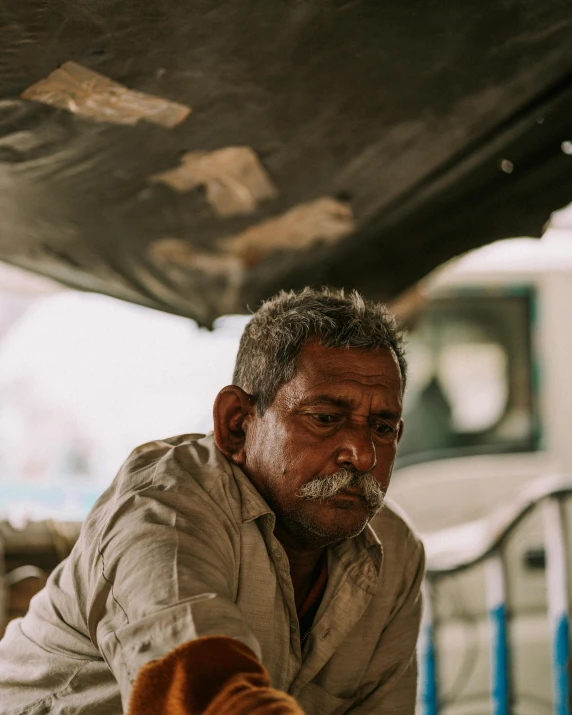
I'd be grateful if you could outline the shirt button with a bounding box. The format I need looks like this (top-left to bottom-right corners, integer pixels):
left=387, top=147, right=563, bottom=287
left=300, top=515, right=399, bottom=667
left=273, top=548, right=282, bottom=560
left=290, top=624, right=297, bottom=633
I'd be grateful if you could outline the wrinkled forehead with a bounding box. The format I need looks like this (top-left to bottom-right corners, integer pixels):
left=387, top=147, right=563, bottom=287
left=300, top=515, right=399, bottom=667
left=284, top=341, right=403, bottom=402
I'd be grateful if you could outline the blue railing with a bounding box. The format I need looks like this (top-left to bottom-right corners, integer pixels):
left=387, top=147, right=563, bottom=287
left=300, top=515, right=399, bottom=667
left=419, top=475, right=572, bottom=715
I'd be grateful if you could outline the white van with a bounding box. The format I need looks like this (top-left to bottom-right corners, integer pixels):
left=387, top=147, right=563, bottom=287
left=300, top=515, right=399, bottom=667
left=390, top=232, right=572, bottom=714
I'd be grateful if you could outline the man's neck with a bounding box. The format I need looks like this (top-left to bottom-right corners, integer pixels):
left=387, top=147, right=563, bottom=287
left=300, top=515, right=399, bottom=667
left=274, top=524, right=326, bottom=611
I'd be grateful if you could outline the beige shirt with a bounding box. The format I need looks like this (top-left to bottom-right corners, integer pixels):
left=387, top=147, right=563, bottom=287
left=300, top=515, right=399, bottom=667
left=0, top=433, right=424, bottom=715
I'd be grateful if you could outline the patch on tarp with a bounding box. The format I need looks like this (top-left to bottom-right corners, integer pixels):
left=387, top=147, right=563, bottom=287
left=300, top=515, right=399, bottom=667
left=150, top=197, right=354, bottom=272
left=151, top=146, right=277, bottom=217
left=21, top=62, right=191, bottom=128
left=220, top=196, right=354, bottom=266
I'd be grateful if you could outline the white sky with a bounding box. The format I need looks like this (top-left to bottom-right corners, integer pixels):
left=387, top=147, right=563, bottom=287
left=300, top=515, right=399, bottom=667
left=0, top=285, right=249, bottom=485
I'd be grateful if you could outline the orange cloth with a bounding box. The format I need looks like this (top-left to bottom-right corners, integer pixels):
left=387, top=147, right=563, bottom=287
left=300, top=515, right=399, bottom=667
left=297, top=554, right=328, bottom=643
left=128, top=636, right=305, bottom=715
left=297, top=554, right=328, bottom=621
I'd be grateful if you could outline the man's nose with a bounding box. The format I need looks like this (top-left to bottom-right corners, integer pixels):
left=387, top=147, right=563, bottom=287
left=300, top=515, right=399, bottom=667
left=335, top=421, right=377, bottom=473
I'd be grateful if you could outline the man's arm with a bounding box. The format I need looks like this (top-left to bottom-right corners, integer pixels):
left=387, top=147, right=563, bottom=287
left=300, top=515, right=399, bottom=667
left=349, top=532, right=425, bottom=714
left=86, top=441, right=301, bottom=713
left=128, top=636, right=303, bottom=714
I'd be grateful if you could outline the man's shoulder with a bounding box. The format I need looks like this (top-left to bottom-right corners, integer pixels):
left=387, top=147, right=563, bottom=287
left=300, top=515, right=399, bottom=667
left=368, top=498, right=424, bottom=562
left=372, top=497, right=420, bottom=534
left=83, top=433, right=244, bottom=543
left=122, top=432, right=219, bottom=471
left=112, top=432, right=236, bottom=499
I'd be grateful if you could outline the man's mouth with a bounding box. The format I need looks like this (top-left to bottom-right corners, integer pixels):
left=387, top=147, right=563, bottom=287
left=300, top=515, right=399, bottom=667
left=337, top=487, right=364, bottom=498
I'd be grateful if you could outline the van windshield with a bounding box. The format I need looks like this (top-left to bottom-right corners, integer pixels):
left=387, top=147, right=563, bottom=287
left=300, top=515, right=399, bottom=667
left=396, top=288, right=538, bottom=467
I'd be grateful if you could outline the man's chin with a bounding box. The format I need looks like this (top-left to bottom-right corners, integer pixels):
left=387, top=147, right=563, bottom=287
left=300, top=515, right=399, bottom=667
left=274, top=496, right=381, bottom=549
left=293, top=508, right=372, bottom=547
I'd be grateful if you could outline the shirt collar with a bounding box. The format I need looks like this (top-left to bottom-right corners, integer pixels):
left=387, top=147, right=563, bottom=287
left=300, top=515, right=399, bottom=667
left=229, top=460, right=276, bottom=525
left=200, top=433, right=274, bottom=524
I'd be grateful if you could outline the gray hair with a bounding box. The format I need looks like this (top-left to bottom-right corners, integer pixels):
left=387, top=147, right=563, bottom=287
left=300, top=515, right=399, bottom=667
left=233, top=287, right=407, bottom=415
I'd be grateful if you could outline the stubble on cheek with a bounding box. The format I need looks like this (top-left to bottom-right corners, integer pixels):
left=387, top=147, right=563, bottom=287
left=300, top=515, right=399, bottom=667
left=271, top=474, right=374, bottom=544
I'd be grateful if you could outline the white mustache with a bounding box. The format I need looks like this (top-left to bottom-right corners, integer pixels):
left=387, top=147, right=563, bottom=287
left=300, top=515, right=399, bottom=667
left=297, top=469, right=385, bottom=511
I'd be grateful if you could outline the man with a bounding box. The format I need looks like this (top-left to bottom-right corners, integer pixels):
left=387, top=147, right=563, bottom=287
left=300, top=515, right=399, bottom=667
left=0, top=288, right=424, bottom=714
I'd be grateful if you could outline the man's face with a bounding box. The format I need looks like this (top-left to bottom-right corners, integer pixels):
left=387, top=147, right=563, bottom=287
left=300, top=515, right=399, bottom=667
left=242, top=341, right=404, bottom=548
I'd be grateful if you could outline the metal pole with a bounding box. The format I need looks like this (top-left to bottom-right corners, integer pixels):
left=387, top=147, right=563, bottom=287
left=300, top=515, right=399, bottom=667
left=419, top=579, right=439, bottom=715
left=485, top=554, right=511, bottom=715
left=544, top=497, right=570, bottom=715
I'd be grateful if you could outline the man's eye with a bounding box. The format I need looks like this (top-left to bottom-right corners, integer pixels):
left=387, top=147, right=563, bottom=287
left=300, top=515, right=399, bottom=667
left=311, top=414, right=339, bottom=425
left=373, top=422, right=394, bottom=435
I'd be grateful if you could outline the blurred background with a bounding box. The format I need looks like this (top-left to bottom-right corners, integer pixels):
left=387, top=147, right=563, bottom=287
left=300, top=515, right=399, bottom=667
left=4, top=203, right=572, bottom=714
left=2, top=205, right=572, bottom=714
left=0, top=267, right=249, bottom=520
left=5, top=206, right=572, bottom=514
left=4, top=2, right=572, bottom=712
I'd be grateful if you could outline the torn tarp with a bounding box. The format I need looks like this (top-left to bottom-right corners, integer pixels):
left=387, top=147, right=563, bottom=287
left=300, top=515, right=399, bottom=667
left=2, top=0, right=572, bottom=324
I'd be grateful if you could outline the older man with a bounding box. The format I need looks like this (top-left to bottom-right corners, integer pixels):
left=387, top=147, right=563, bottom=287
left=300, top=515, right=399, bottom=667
left=0, top=288, right=424, bottom=715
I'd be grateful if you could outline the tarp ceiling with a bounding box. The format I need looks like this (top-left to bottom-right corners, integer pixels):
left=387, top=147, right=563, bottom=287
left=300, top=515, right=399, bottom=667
left=2, top=0, right=572, bottom=325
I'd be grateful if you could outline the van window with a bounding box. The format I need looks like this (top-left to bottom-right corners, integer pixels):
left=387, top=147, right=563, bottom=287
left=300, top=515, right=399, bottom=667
left=396, top=289, right=537, bottom=466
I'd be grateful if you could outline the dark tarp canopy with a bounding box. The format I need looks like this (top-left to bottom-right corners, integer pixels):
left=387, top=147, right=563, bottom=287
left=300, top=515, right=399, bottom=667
left=2, top=0, right=572, bottom=325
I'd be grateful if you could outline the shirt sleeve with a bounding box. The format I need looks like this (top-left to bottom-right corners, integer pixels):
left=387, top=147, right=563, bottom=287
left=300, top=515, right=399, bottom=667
left=88, top=452, right=261, bottom=711
left=349, top=532, right=425, bottom=714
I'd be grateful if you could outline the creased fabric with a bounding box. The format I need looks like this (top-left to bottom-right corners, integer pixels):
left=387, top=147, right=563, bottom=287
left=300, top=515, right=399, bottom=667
left=0, top=433, right=424, bottom=715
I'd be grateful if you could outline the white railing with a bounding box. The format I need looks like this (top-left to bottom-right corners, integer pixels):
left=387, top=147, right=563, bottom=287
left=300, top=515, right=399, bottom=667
left=0, top=484, right=570, bottom=711
left=418, top=474, right=572, bottom=715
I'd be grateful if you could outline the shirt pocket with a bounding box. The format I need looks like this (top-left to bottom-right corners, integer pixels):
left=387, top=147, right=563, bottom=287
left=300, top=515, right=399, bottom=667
left=296, top=680, right=356, bottom=715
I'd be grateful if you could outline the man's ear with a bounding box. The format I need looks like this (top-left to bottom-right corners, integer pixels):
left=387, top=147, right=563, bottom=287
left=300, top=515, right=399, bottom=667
left=213, top=386, right=255, bottom=465
left=397, top=419, right=405, bottom=443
